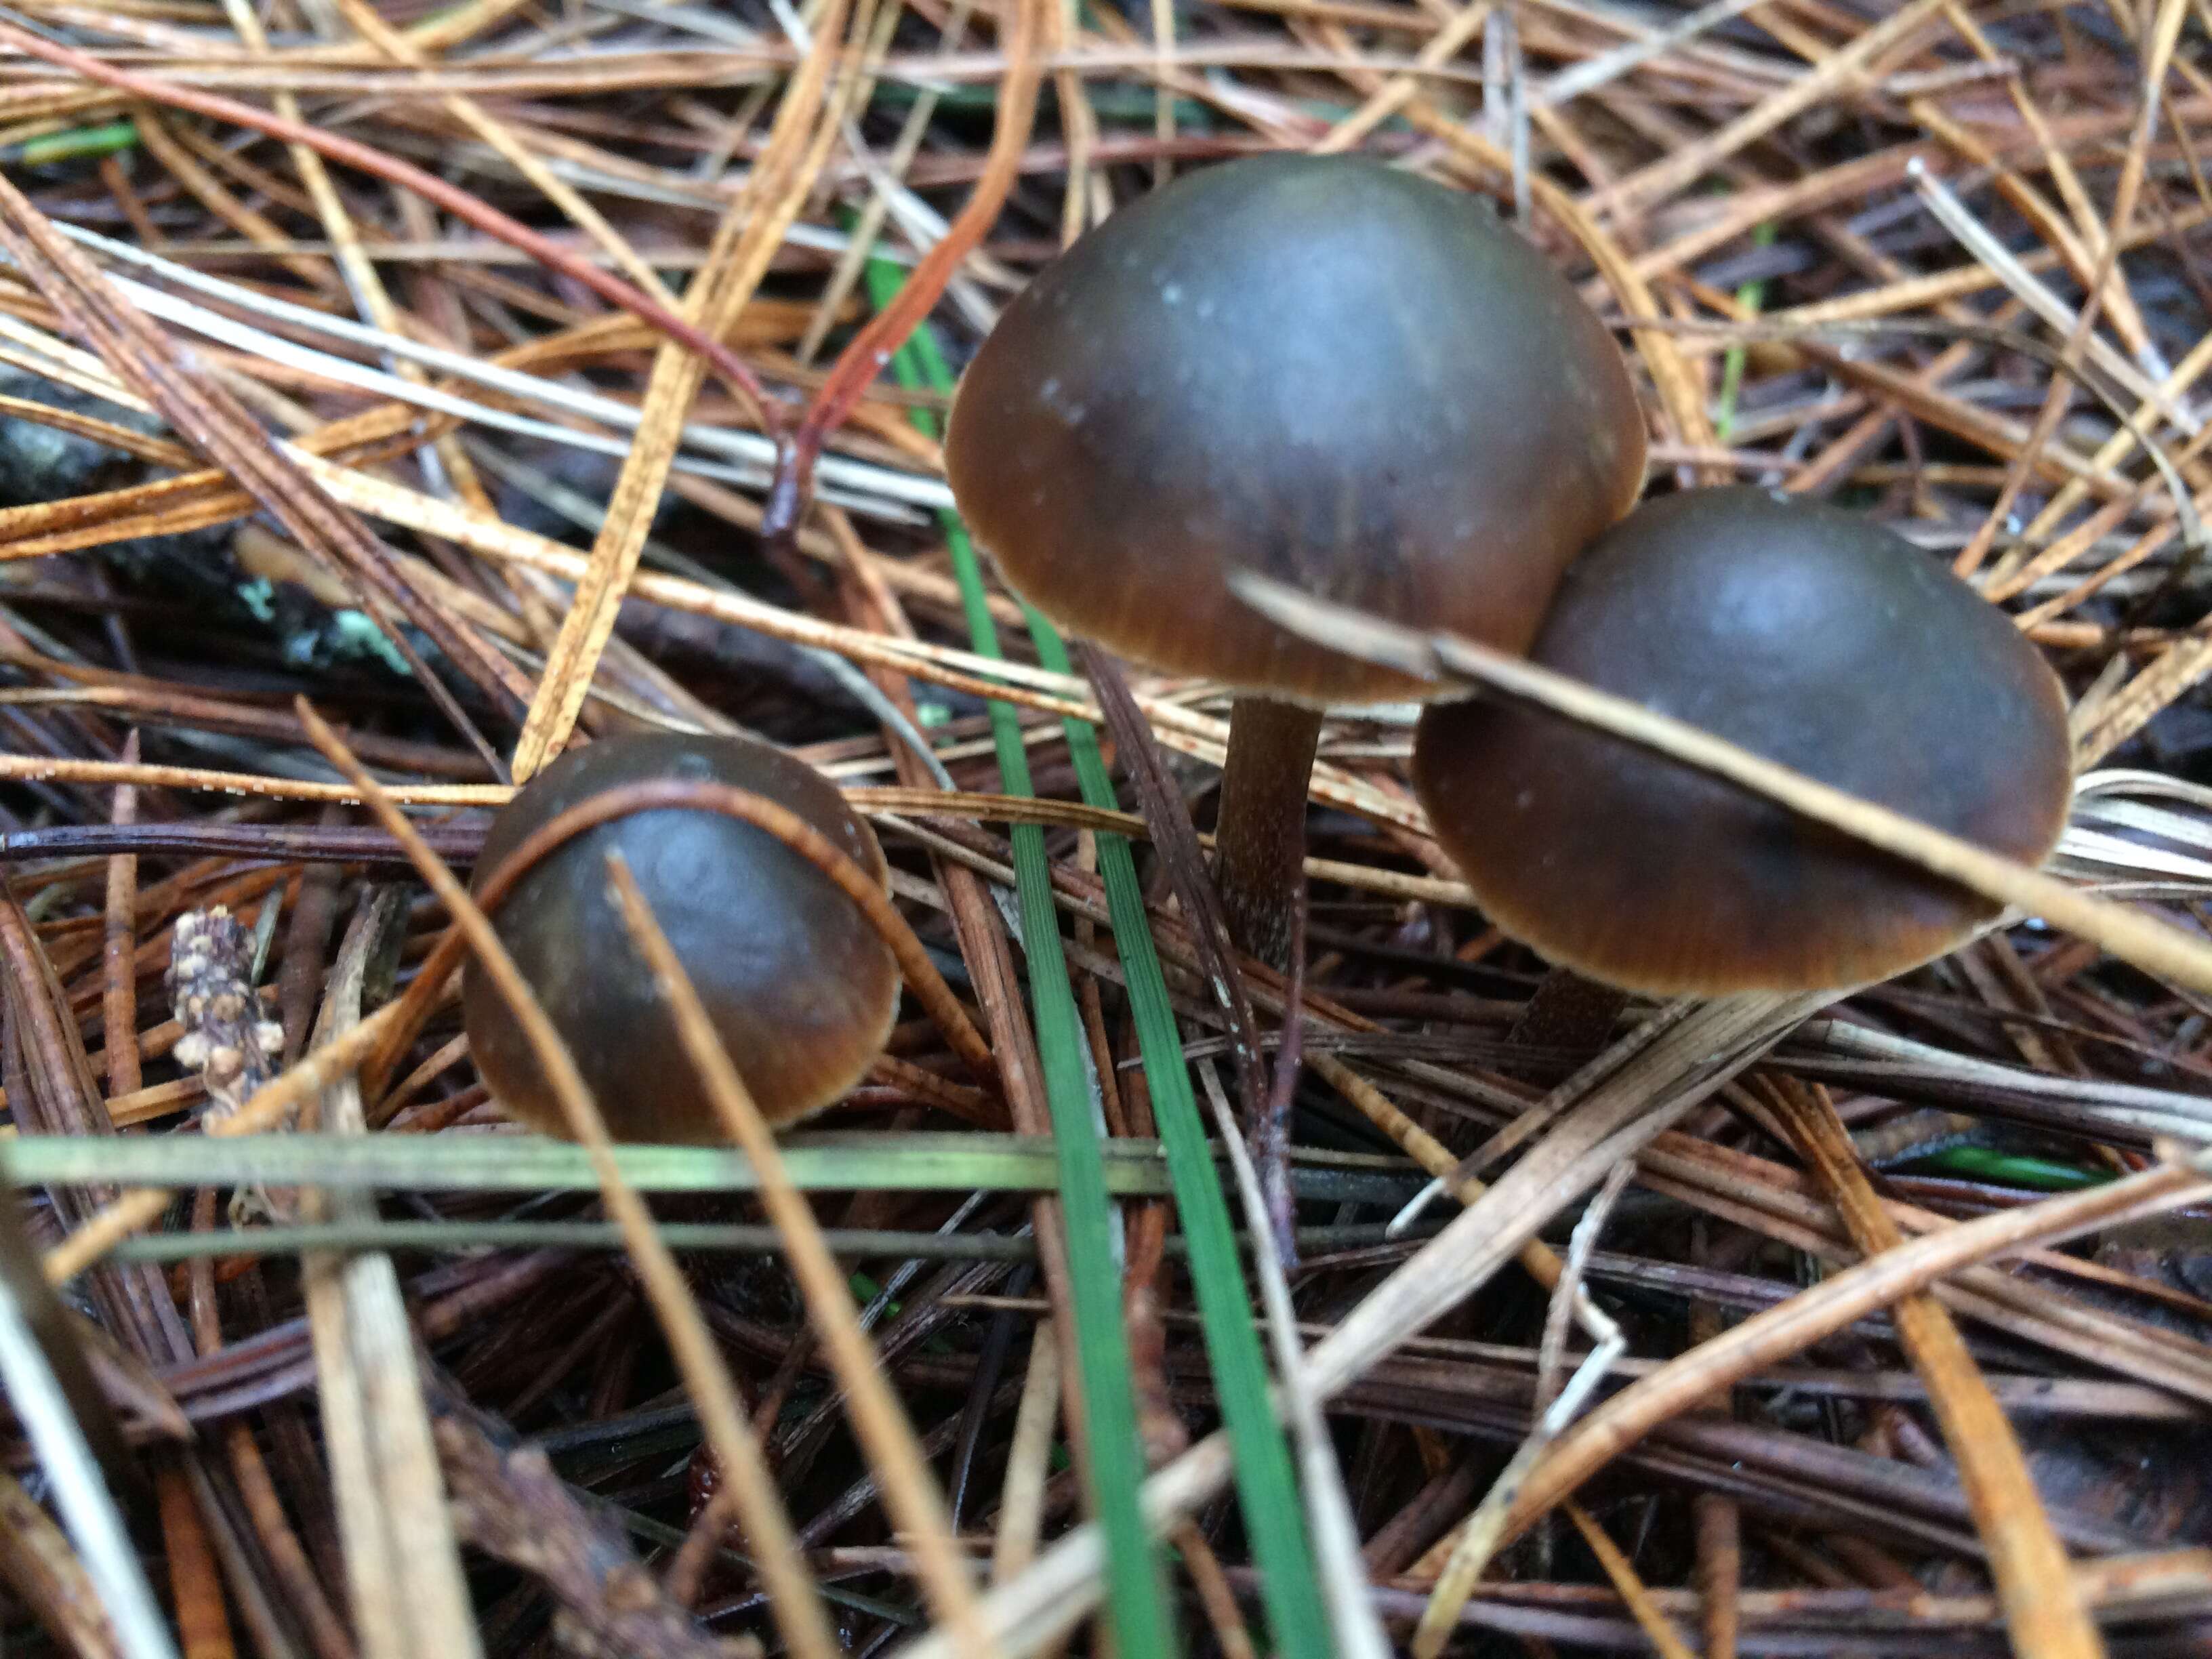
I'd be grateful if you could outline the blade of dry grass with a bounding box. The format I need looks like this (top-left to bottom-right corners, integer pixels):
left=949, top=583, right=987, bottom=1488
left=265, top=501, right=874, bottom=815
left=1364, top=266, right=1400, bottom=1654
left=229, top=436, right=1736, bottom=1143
left=1307, top=1052, right=1617, bottom=1339
left=129, top=107, right=347, bottom=300
left=1592, top=0, right=1948, bottom=214
left=1473, top=1156, right=2212, bottom=1560
left=0, top=153, right=520, bottom=771
left=1409, top=1161, right=1633, bottom=1654
left=298, top=893, right=482, bottom=1659
left=508, top=0, right=855, bottom=777
left=901, top=994, right=1824, bottom=1658
left=1195, top=1061, right=1390, bottom=1659
left=1561, top=1502, right=1698, bottom=1659
left=772, top=0, right=1041, bottom=527
left=151, top=1462, right=234, bottom=1659
left=327, top=0, right=676, bottom=303
left=991, top=1314, right=1059, bottom=1585
left=0, top=1166, right=176, bottom=1659
left=7, top=12, right=2211, bottom=1653
left=0, top=1462, right=125, bottom=1659
left=21, top=228, right=941, bottom=516
left=0, top=394, right=189, bottom=469
left=1761, top=1076, right=2102, bottom=1659
left=1311, top=2, right=1490, bottom=154
left=907, top=1146, right=2212, bottom=1658
left=5, top=441, right=1419, bottom=829
left=603, top=854, right=998, bottom=1656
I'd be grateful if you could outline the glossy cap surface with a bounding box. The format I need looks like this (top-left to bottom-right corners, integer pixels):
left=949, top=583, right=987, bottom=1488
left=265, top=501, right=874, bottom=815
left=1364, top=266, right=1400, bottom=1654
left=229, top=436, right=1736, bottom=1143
left=1412, top=488, right=2074, bottom=994
left=945, top=154, right=1647, bottom=704
left=462, top=732, right=899, bottom=1141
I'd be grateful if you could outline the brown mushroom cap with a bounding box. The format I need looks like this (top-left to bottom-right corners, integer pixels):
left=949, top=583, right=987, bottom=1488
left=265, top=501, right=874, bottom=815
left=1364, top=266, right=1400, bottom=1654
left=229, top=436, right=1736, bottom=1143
left=945, top=154, right=1647, bottom=704
left=462, top=732, right=899, bottom=1141
left=1411, top=488, right=2074, bottom=995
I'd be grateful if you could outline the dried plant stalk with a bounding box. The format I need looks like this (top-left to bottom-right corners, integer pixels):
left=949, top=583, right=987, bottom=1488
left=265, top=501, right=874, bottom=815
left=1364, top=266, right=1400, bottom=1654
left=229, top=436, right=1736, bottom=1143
left=292, top=701, right=844, bottom=1659
left=1762, top=1077, right=2102, bottom=1659
left=297, top=893, right=481, bottom=1659
left=605, top=857, right=997, bottom=1654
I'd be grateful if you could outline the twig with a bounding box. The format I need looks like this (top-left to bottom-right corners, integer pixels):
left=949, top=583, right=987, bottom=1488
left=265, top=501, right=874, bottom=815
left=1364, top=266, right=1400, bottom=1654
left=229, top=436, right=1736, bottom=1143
left=429, top=1389, right=737, bottom=1659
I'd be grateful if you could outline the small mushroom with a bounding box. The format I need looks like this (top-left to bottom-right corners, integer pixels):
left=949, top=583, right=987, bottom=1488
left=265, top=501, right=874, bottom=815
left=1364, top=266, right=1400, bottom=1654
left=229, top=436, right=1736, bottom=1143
left=1411, top=488, right=2074, bottom=995
left=462, top=731, right=900, bottom=1141
left=945, top=154, right=1645, bottom=964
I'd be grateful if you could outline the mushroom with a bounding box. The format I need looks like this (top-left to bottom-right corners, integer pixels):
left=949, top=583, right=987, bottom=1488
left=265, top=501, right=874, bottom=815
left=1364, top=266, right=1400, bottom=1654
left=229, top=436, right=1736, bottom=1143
left=945, top=153, right=1645, bottom=964
left=1411, top=487, right=2075, bottom=995
left=462, top=731, right=900, bottom=1141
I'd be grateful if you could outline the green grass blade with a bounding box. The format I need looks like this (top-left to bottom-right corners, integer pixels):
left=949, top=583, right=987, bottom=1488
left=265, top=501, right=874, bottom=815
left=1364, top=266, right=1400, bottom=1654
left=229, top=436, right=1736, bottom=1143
left=9, top=121, right=138, bottom=169
left=868, top=258, right=1329, bottom=1659
left=1028, top=621, right=1335, bottom=1658
left=1714, top=220, right=1776, bottom=441
left=861, top=264, right=1178, bottom=1657
left=5, top=1130, right=1162, bottom=1195
left=7, top=1131, right=1421, bottom=1203
left=1912, top=1147, right=2112, bottom=1191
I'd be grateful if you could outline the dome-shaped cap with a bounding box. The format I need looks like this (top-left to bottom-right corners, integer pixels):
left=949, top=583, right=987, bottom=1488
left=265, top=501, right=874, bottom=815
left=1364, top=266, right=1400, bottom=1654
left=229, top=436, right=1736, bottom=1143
left=946, top=155, right=1647, bottom=704
left=463, top=732, right=899, bottom=1141
left=1412, top=488, right=2074, bottom=995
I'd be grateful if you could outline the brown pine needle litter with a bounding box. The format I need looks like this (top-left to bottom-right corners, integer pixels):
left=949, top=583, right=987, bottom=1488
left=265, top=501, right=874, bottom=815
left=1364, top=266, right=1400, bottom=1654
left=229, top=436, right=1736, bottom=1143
left=0, top=2, right=2210, bottom=1656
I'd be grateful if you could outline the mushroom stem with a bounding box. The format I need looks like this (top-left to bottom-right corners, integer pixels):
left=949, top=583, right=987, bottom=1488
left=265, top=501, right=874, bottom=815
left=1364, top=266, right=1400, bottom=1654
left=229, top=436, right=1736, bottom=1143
left=1214, top=695, right=1324, bottom=968
left=1507, top=970, right=1629, bottom=1057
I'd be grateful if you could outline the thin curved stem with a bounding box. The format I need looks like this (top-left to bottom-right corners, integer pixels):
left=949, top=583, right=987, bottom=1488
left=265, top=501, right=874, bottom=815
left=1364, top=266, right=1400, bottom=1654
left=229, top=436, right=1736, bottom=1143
left=1213, top=696, right=1323, bottom=970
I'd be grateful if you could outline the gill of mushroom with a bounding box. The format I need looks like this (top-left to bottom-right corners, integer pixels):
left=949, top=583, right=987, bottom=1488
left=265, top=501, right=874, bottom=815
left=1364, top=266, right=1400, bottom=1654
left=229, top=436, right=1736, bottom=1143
left=462, top=731, right=901, bottom=1143
left=945, top=153, right=1646, bottom=967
